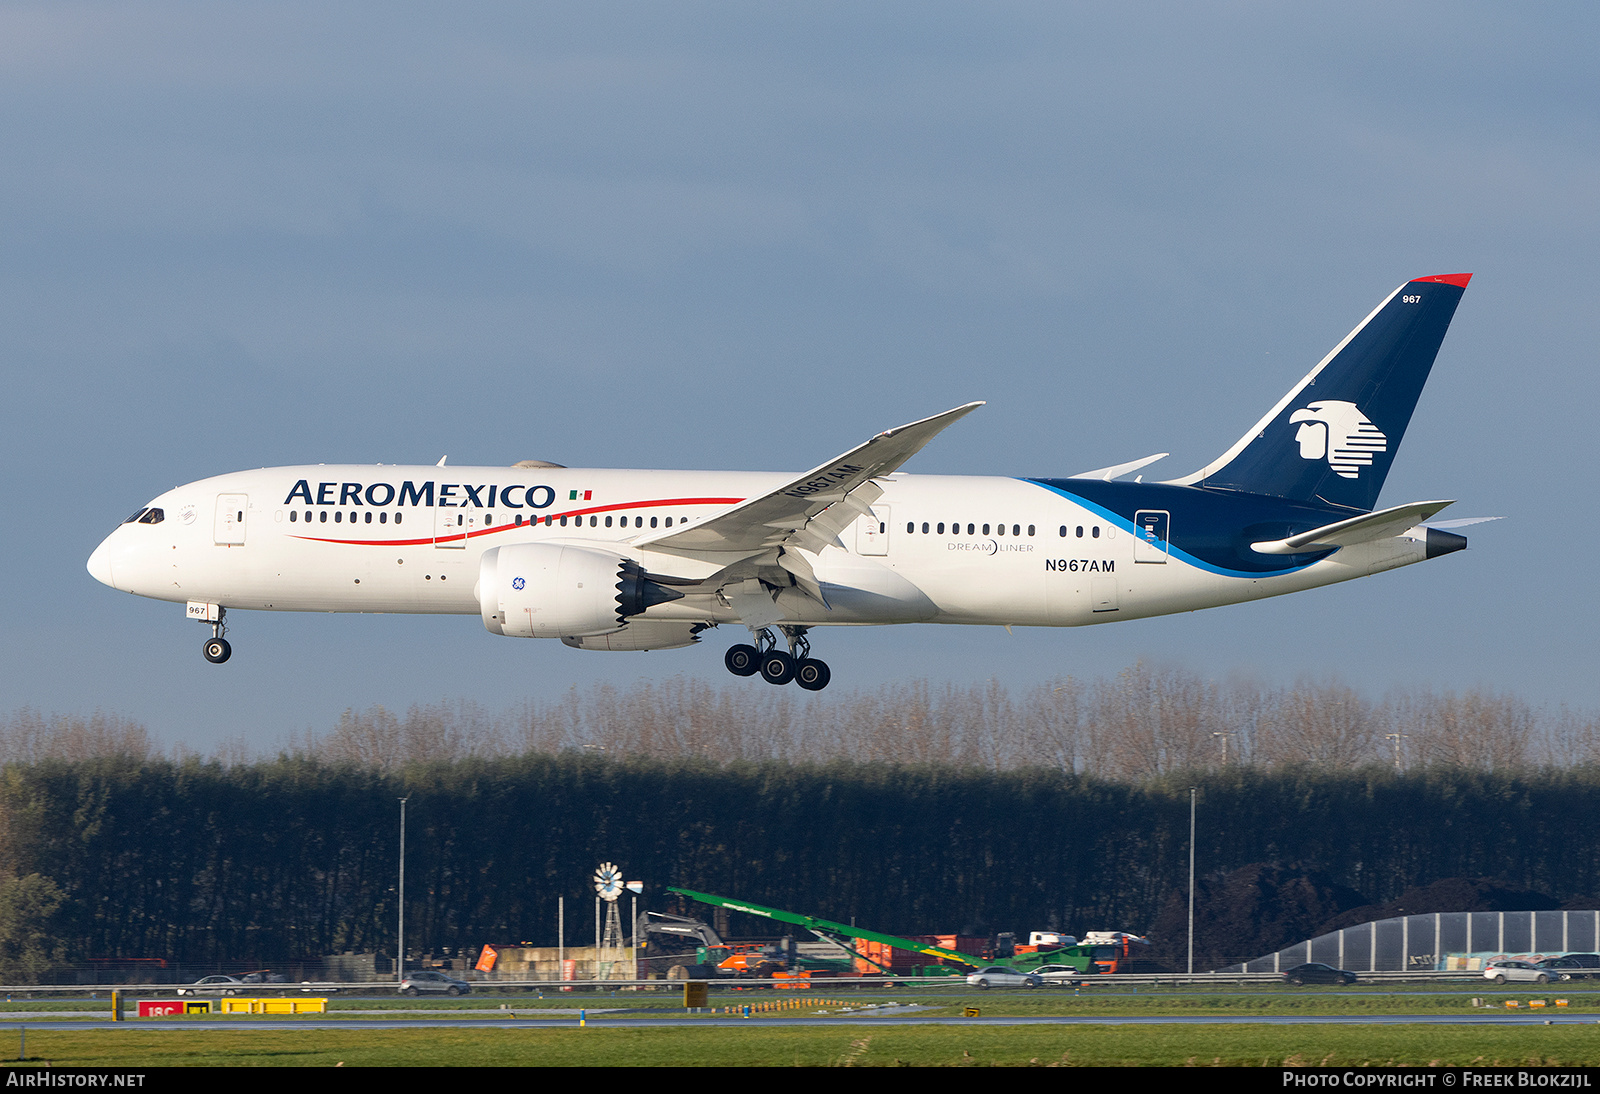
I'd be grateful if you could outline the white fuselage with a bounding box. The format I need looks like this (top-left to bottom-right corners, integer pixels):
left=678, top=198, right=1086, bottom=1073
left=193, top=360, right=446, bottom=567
left=87, top=463, right=1432, bottom=634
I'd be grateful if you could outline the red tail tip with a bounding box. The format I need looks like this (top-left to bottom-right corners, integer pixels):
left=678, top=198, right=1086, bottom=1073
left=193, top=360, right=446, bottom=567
left=1412, top=273, right=1473, bottom=287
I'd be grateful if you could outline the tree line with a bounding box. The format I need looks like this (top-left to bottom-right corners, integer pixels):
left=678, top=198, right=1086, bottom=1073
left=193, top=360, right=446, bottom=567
left=1, top=666, right=1597, bottom=978
left=0, top=754, right=1596, bottom=974
left=265, top=665, right=1597, bottom=775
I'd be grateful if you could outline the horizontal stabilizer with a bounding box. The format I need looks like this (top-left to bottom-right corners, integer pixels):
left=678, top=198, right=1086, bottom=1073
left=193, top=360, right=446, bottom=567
left=1424, top=516, right=1502, bottom=530
left=1251, top=500, right=1454, bottom=555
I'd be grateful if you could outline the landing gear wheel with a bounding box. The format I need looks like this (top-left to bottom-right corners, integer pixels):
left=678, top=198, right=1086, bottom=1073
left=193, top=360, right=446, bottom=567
left=795, top=658, right=831, bottom=691
left=760, top=650, right=796, bottom=685
left=725, top=644, right=760, bottom=677
left=203, top=638, right=232, bottom=664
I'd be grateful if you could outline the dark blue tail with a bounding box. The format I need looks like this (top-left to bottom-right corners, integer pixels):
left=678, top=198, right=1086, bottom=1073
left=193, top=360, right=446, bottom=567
left=1169, top=274, right=1470, bottom=511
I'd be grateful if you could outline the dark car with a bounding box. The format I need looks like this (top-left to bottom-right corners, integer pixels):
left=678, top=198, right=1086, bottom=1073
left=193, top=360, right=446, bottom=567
left=1537, top=954, right=1600, bottom=981
left=1283, top=962, right=1357, bottom=985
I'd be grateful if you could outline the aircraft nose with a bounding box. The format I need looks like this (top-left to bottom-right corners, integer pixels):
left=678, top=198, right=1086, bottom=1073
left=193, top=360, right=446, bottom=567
left=87, top=537, right=117, bottom=588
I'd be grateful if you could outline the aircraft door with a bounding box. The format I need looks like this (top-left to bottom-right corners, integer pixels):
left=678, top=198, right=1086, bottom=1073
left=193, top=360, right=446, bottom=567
left=1134, top=510, right=1169, bottom=563
left=214, top=494, right=247, bottom=545
left=856, top=507, right=889, bottom=555
left=434, top=503, right=466, bottom=548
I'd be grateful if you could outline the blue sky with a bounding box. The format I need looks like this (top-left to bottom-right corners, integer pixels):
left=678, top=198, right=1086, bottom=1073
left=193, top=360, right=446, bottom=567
left=3, top=2, right=1595, bottom=751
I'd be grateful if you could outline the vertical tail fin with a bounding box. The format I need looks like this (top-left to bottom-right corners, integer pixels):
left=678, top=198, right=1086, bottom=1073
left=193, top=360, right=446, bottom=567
left=1166, top=274, right=1471, bottom=511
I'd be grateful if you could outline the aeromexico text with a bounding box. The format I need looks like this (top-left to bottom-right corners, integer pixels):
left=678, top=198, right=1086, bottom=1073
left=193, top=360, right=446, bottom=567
left=284, top=480, right=559, bottom=509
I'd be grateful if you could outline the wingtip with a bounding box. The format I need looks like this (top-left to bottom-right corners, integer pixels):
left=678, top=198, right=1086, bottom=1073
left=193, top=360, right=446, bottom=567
left=1412, top=273, right=1473, bottom=288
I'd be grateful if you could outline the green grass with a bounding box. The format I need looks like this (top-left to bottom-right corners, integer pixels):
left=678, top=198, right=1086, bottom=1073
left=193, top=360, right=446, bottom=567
left=4, top=1024, right=1600, bottom=1067
left=1, top=982, right=1595, bottom=1020
left=2, top=983, right=1596, bottom=1065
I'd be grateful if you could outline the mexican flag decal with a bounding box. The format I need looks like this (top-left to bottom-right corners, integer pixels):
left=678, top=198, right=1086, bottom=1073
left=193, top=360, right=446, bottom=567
left=569, top=489, right=593, bottom=501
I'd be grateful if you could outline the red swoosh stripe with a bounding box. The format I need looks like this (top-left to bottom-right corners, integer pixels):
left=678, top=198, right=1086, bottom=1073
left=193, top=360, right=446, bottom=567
left=290, top=495, right=746, bottom=547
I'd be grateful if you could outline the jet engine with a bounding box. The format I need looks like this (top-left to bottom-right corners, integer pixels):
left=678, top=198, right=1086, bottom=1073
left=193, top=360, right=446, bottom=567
left=478, top=544, right=683, bottom=639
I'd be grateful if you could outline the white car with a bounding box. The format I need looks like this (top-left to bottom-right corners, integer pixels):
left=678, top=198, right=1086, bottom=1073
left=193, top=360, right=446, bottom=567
left=965, top=966, right=1042, bottom=989
left=1483, top=959, right=1551, bottom=985
left=176, top=975, right=244, bottom=996
left=1031, top=964, right=1085, bottom=987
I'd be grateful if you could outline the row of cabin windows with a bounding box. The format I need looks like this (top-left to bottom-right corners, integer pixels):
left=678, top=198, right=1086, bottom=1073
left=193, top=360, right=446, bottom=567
left=286, top=510, right=681, bottom=529
left=901, top=521, right=1111, bottom=539
left=291, top=510, right=403, bottom=524
left=907, top=522, right=1037, bottom=537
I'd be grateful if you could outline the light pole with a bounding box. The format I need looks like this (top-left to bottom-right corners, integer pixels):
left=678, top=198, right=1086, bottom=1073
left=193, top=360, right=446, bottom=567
left=397, top=795, right=410, bottom=985
left=1187, top=787, right=1196, bottom=975
left=1212, top=731, right=1233, bottom=766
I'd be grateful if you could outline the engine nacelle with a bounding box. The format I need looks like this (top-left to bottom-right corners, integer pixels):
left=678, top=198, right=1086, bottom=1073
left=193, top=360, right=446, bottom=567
left=478, top=544, right=682, bottom=639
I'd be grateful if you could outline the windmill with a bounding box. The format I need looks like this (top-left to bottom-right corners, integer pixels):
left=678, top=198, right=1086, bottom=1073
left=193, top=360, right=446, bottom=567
left=594, top=861, right=626, bottom=957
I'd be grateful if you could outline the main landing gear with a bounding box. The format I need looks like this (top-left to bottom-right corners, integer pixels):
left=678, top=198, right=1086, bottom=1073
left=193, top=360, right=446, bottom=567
left=201, top=607, right=231, bottom=664
left=724, top=627, right=831, bottom=691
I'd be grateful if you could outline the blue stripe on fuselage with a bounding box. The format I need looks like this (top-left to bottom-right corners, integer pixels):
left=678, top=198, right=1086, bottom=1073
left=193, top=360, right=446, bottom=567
left=1024, top=478, right=1349, bottom=577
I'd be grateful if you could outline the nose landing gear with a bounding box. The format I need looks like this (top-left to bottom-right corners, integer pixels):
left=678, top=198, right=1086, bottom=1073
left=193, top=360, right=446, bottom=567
left=725, top=627, right=830, bottom=690
left=198, top=606, right=231, bottom=664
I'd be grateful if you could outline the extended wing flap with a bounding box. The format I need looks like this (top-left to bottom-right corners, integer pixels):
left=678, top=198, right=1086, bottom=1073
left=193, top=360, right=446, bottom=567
left=635, top=403, right=981, bottom=556
left=1251, top=500, right=1455, bottom=555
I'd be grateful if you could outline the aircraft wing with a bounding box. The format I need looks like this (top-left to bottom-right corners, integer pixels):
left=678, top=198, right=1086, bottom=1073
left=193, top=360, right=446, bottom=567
left=1251, top=500, right=1455, bottom=555
left=634, top=402, right=983, bottom=559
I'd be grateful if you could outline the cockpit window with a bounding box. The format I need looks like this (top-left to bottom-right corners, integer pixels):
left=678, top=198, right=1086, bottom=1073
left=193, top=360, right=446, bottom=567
left=124, top=508, right=149, bottom=524
left=136, top=508, right=164, bottom=525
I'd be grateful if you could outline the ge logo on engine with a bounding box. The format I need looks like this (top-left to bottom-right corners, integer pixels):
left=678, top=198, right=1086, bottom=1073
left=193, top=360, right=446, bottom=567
left=511, top=577, right=526, bottom=590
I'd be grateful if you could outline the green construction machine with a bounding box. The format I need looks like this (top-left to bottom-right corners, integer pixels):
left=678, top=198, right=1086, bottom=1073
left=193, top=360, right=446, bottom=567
left=668, top=887, right=1145, bottom=978
left=669, top=887, right=975, bottom=977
